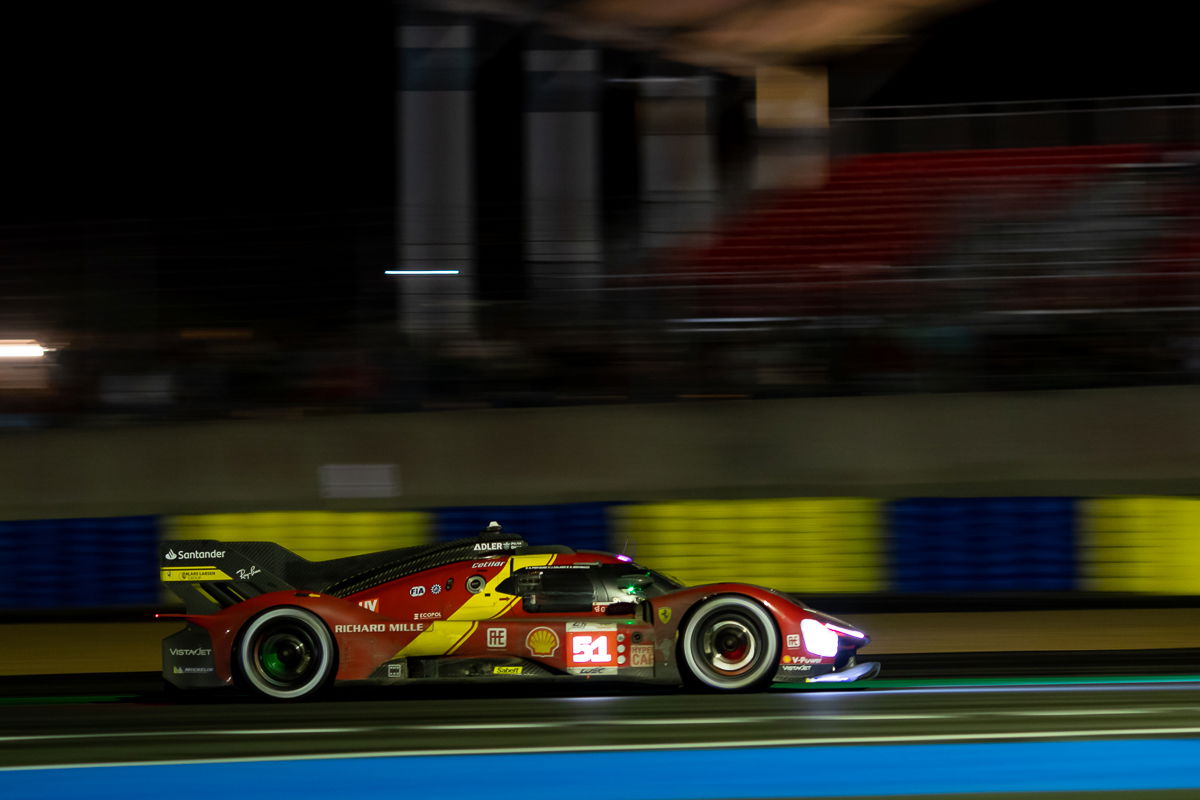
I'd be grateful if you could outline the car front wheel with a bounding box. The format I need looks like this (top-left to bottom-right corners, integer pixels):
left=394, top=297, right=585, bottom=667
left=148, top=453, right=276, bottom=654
left=679, top=595, right=780, bottom=692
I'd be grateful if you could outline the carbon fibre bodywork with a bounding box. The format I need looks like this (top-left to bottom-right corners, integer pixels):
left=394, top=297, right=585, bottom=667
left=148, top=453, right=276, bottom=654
left=158, top=533, right=878, bottom=696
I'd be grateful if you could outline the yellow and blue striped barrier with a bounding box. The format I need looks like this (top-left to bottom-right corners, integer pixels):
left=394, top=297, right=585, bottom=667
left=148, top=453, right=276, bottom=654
left=4, top=495, right=1200, bottom=609
left=0, top=516, right=159, bottom=609
left=164, top=511, right=433, bottom=561
left=1082, top=497, right=1200, bottom=595
left=611, top=498, right=885, bottom=592
left=889, top=498, right=1076, bottom=592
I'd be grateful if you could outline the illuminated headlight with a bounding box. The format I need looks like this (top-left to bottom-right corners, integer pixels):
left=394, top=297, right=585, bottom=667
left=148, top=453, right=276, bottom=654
left=800, top=618, right=838, bottom=657
left=824, top=622, right=865, bottom=639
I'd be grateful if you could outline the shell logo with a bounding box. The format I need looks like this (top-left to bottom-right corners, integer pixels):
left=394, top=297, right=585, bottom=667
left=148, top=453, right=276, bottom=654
left=526, top=626, right=560, bottom=657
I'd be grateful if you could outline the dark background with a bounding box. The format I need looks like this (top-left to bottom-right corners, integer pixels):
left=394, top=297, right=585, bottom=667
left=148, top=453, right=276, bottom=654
left=0, top=0, right=1194, bottom=334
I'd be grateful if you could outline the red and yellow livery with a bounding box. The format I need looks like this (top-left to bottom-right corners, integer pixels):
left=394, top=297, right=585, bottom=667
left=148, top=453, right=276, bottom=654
left=158, top=528, right=879, bottom=699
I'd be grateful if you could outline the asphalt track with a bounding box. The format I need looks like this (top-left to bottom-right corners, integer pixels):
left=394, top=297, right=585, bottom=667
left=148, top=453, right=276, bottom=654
left=3, top=651, right=1200, bottom=799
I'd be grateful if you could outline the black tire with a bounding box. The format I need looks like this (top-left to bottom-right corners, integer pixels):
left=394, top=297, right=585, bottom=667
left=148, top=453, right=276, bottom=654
left=236, top=607, right=336, bottom=700
left=679, top=595, right=780, bottom=692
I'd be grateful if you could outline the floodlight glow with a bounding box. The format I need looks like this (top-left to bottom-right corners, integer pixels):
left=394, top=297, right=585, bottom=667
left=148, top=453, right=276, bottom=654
left=825, top=623, right=866, bottom=639
left=800, top=618, right=839, bottom=657
left=615, top=554, right=633, bottom=563
left=0, top=340, right=46, bottom=359
left=384, top=269, right=461, bottom=276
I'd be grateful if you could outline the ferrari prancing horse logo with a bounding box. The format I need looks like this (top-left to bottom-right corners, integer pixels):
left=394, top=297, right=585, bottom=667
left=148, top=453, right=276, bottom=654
left=657, top=607, right=672, bottom=624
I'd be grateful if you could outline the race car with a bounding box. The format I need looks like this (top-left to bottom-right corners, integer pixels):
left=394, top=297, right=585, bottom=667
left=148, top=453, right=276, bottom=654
left=157, top=523, right=880, bottom=699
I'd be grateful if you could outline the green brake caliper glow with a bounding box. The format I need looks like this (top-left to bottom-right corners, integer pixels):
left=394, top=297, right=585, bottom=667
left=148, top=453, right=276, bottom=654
left=261, top=647, right=286, bottom=678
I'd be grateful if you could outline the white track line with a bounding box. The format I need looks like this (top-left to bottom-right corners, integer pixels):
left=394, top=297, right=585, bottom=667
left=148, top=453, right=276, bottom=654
left=2, top=707, right=1194, bottom=743
left=1011, top=708, right=1185, bottom=716
left=419, top=723, right=557, bottom=730
left=8, top=726, right=1200, bottom=771
left=0, top=728, right=361, bottom=743
left=800, top=714, right=948, bottom=721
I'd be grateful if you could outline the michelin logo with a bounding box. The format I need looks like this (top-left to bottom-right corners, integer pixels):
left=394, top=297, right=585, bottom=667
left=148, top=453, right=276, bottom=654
left=164, top=548, right=227, bottom=561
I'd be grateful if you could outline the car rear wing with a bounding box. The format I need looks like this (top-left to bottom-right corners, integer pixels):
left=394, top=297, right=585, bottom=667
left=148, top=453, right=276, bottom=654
left=159, top=532, right=535, bottom=614
left=159, top=539, right=300, bottom=614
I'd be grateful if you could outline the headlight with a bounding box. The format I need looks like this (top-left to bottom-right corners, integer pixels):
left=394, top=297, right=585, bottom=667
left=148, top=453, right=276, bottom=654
left=824, top=622, right=865, bottom=639
left=800, top=618, right=838, bottom=657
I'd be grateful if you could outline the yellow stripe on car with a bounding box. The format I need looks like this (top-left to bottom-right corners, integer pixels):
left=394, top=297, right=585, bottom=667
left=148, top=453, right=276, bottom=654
left=446, top=553, right=557, bottom=622
left=393, top=553, right=557, bottom=657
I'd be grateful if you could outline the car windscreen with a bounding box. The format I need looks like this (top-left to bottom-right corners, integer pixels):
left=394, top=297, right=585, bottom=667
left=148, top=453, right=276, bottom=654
left=593, top=564, right=682, bottom=599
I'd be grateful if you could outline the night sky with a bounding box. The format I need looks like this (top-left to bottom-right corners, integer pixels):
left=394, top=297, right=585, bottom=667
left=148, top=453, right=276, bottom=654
left=1, top=0, right=1195, bottom=335
left=4, top=0, right=1194, bottom=223
left=0, top=2, right=395, bottom=333
left=829, top=0, right=1199, bottom=106
left=1, top=1, right=394, bottom=221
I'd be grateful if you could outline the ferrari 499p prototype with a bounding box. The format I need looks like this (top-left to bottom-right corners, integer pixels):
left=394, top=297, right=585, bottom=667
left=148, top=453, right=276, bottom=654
left=158, top=524, right=880, bottom=699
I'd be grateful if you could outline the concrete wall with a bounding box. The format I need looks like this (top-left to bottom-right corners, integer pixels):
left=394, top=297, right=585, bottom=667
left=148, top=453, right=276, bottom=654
left=3, top=385, right=1200, bottom=520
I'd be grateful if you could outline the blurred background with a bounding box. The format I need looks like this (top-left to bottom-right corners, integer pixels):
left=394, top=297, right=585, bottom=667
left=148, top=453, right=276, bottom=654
left=2, top=0, right=1200, bottom=613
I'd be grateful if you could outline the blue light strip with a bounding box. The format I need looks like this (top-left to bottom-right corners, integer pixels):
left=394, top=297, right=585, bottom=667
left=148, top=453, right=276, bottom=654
left=8, top=739, right=1200, bottom=799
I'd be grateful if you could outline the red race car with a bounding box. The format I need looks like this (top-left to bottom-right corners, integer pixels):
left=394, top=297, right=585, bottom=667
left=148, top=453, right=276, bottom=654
left=158, top=523, right=880, bottom=699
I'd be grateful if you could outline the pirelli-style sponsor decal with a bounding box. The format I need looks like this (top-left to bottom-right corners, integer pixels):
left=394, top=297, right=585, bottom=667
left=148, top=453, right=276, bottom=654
left=161, top=567, right=232, bottom=582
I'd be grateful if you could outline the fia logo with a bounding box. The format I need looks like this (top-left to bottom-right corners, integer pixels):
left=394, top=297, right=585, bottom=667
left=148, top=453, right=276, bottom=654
left=410, top=586, right=426, bottom=597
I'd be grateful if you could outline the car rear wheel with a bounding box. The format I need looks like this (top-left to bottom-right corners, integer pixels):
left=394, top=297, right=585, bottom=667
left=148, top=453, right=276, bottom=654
left=679, top=595, right=780, bottom=692
left=236, top=607, right=336, bottom=700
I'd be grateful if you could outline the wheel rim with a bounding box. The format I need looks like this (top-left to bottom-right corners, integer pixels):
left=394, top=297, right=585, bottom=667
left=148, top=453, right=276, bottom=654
left=257, top=629, right=316, bottom=685
left=705, top=619, right=756, bottom=673
left=248, top=619, right=326, bottom=692
left=681, top=597, right=779, bottom=691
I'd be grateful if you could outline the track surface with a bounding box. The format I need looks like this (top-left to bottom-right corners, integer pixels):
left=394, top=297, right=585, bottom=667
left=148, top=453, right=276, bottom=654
left=6, top=677, right=1200, bottom=768
left=3, top=652, right=1200, bottom=798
